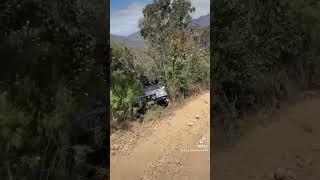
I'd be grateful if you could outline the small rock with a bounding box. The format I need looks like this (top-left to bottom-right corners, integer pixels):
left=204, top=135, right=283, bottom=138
left=306, top=159, right=313, bottom=165
left=272, top=168, right=296, bottom=180
left=195, top=115, right=200, bottom=119
left=112, top=144, right=119, bottom=150
left=188, top=122, right=194, bottom=126
left=295, top=155, right=313, bottom=167
left=123, top=145, right=130, bottom=152
left=295, top=155, right=306, bottom=168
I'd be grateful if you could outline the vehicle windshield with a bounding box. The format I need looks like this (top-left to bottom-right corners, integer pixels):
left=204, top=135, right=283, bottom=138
left=144, top=84, right=161, bottom=92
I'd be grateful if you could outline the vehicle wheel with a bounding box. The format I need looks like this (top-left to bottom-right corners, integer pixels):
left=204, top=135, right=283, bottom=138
left=137, top=106, right=147, bottom=114
left=159, top=100, right=169, bottom=107
left=164, top=100, right=170, bottom=107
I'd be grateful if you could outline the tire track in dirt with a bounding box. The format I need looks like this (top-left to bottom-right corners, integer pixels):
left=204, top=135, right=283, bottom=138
left=110, top=92, right=210, bottom=180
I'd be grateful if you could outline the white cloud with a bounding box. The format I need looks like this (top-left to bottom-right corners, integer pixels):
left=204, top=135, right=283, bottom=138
left=190, top=0, right=210, bottom=19
left=110, top=0, right=210, bottom=36
left=110, top=3, right=146, bottom=36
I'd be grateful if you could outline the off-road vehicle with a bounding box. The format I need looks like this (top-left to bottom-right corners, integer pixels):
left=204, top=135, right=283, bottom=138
left=134, top=77, right=170, bottom=113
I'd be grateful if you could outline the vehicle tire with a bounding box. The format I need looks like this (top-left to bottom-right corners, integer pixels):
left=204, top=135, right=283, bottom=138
left=158, top=99, right=169, bottom=107
left=164, top=100, right=170, bottom=107
left=137, top=106, right=147, bottom=114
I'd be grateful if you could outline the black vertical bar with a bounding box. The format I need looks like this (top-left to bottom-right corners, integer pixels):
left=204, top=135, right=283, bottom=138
left=210, top=1, right=214, bottom=180
left=103, top=0, right=110, bottom=179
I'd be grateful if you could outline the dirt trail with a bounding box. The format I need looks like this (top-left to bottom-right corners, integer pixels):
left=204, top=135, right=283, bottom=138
left=110, top=92, right=210, bottom=180
left=214, top=93, right=320, bottom=180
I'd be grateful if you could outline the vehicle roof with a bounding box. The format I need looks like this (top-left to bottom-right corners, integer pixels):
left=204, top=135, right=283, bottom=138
left=144, top=84, right=161, bottom=92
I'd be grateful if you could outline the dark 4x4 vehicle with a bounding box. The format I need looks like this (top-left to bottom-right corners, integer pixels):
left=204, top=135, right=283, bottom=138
left=134, top=79, right=170, bottom=113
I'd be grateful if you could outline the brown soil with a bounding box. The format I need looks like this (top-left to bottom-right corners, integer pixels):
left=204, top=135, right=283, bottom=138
left=110, top=92, right=210, bottom=180
left=213, top=91, right=320, bottom=180
left=110, top=90, right=320, bottom=180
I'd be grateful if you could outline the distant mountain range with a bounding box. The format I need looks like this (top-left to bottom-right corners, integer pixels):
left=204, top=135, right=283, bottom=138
left=110, top=14, right=209, bottom=48
left=191, top=14, right=210, bottom=27
left=110, top=32, right=145, bottom=48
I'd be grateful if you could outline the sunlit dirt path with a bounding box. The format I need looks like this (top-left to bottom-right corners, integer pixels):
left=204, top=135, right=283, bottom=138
left=110, top=92, right=210, bottom=180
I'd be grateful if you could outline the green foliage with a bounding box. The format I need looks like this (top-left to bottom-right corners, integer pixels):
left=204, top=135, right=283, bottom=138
left=139, top=0, right=210, bottom=101
left=109, top=0, right=210, bottom=129
left=0, top=0, right=107, bottom=179
left=0, top=88, right=77, bottom=179
left=111, top=44, right=143, bottom=125
left=193, top=26, right=210, bottom=51
left=212, top=0, right=320, bottom=122
left=139, top=0, right=194, bottom=48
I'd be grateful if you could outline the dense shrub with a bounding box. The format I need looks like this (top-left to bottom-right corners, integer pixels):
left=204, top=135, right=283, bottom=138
left=0, top=0, right=107, bottom=179
left=110, top=44, right=143, bottom=126
left=212, top=0, right=320, bottom=142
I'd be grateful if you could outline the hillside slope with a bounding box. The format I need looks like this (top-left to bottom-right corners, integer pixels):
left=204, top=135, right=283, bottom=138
left=110, top=92, right=210, bottom=180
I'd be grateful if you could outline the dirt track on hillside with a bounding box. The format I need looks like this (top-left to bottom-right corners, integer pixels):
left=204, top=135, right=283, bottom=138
left=214, top=91, right=320, bottom=180
left=110, top=91, right=320, bottom=180
left=110, top=92, right=210, bottom=180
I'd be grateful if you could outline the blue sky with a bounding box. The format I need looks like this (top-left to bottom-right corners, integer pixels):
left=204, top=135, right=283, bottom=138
left=110, top=0, right=210, bottom=36
left=111, top=0, right=152, bottom=14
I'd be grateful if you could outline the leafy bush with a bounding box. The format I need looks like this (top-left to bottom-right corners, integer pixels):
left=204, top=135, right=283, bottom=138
left=0, top=0, right=107, bottom=179
left=212, top=0, right=320, bottom=142
left=110, top=44, right=143, bottom=126
left=138, top=0, right=210, bottom=101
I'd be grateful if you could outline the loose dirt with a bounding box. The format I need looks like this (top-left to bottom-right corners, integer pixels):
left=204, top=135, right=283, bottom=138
left=213, top=91, right=320, bottom=180
left=110, top=92, right=210, bottom=180
left=110, top=91, right=320, bottom=180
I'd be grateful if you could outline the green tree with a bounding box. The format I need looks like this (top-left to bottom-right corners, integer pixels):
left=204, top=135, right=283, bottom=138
left=139, top=0, right=209, bottom=100
left=0, top=0, right=107, bottom=179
